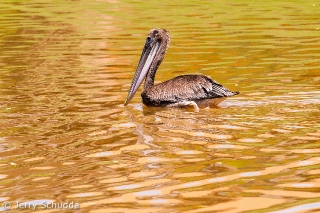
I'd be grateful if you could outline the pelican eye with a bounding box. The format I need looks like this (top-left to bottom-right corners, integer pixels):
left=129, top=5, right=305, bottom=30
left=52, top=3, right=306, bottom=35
left=147, top=36, right=152, bottom=42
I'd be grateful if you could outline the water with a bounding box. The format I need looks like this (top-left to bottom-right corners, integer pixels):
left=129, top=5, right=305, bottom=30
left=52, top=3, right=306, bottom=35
left=1, top=0, right=320, bottom=212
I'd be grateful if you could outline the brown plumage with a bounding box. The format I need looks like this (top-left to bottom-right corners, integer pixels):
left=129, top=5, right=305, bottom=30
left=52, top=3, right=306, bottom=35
left=125, top=28, right=239, bottom=110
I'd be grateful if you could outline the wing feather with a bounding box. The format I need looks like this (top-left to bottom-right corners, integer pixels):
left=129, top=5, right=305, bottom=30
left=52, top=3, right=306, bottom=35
left=142, top=75, right=239, bottom=106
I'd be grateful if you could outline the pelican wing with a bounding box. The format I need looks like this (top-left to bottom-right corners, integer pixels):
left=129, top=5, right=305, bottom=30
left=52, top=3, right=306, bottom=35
left=142, top=75, right=239, bottom=106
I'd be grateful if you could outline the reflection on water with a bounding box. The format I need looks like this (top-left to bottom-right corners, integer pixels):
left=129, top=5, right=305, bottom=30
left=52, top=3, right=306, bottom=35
left=1, top=0, right=320, bottom=212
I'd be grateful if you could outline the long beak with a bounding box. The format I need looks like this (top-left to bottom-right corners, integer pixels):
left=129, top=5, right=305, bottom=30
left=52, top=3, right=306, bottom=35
left=125, top=39, right=160, bottom=105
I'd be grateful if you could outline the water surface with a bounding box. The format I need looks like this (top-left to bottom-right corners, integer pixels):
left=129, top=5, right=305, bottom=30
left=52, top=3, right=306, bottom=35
left=1, top=0, right=320, bottom=212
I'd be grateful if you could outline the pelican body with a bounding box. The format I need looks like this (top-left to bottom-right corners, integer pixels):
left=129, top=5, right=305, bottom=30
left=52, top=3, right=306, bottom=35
left=125, top=28, right=239, bottom=110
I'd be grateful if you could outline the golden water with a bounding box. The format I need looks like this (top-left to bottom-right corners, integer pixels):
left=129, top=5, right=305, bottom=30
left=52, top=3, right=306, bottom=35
left=1, top=0, right=320, bottom=212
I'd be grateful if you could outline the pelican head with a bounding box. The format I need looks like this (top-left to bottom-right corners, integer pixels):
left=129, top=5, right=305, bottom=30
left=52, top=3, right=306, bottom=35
left=125, top=28, right=170, bottom=105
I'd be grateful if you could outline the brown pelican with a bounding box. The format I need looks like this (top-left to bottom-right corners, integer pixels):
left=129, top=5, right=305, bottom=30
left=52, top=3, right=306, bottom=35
left=125, top=28, right=239, bottom=111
